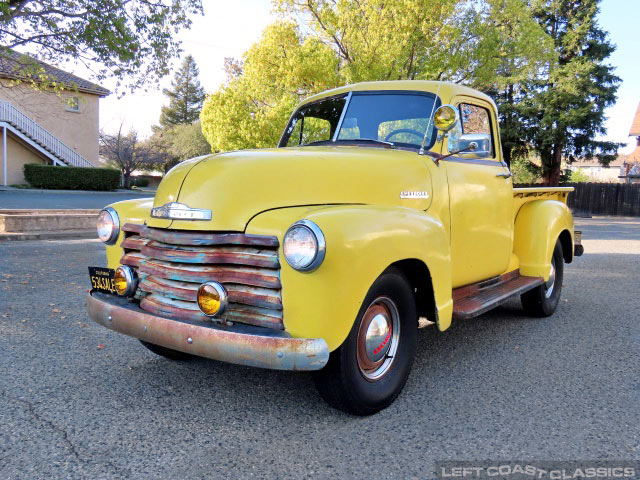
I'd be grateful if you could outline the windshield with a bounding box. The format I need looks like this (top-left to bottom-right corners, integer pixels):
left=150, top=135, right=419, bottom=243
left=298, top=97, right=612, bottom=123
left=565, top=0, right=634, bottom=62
left=279, top=91, right=440, bottom=151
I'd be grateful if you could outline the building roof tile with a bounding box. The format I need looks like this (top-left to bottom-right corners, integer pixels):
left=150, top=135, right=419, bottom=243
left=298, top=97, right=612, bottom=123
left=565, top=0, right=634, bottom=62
left=0, top=49, right=110, bottom=96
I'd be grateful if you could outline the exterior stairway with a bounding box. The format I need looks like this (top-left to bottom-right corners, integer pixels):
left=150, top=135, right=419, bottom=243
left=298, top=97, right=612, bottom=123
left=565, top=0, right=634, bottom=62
left=0, top=100, right=94, bottom=168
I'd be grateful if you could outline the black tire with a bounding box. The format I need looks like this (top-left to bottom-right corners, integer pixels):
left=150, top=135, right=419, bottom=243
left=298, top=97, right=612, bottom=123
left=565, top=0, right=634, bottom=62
left=314, top=268, right=417, bottom=415
left=139, top=340, right=194, bottom=361
left=521, top=239, right=564, bottom=317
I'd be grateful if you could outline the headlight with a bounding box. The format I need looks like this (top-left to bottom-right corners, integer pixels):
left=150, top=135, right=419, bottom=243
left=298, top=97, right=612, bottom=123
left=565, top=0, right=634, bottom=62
left=114, top=265, right=138, bottom=297
left=97, top=207, right=119, bottom=245
left=283, top=220, right=326, bottom=272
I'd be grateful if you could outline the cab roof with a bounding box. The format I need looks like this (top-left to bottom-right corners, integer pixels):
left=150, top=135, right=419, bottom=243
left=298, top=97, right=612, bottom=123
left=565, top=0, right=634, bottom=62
left=299, top=80, right=496, bottom=112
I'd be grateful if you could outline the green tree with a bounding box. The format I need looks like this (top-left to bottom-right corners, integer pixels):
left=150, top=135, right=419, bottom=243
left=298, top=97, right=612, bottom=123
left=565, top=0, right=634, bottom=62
left=569, top=168, right=591, bottom=183
left=524, top=0, right=621, bottom=185
left=201, top=21, right=340, bottom=152
left=202, top=1, right=555, bottom=152
left=159, top=55, right=206, bottom=127
left=148, top=121, right=211, bottom=173
left=0, top=1, right=203, bottom=92
left=169, top=121, right=211, bottom=160
left=469, top=0, right=555, bottom=167
left=275, top=0, right=465, bottom=83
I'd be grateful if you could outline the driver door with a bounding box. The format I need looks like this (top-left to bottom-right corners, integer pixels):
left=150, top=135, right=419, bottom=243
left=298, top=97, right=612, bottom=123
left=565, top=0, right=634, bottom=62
left=443, top=97, right=513, bottom=288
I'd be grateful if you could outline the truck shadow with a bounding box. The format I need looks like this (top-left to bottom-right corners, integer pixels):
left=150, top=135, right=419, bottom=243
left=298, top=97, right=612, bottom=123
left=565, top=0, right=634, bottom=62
left=113, top=298, right=547, bottom=420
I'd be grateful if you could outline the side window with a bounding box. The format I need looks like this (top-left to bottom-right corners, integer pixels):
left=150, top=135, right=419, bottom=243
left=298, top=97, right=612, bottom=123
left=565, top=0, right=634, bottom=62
left=460, top=104, right=490, bottom=134
left=285, top=116, right=332, bottom=147
left=301, top=117, right=331, bottom=145
left=459, top=103, right=494, bottom=157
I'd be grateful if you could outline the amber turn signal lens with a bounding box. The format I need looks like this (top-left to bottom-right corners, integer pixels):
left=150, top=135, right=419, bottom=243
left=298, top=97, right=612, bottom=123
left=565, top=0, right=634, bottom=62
left=197, top=282, right=228, bottom=317
left=114, top=265, right=137, bottom=297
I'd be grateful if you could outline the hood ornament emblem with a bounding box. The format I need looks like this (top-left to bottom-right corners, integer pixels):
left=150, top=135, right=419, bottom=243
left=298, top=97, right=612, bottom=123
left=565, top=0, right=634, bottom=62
left=151, top=202, right=212, bottom=221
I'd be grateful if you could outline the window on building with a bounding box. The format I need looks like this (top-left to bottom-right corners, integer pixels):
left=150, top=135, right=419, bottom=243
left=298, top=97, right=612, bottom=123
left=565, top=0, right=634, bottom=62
left=66, top=96, right=80, bottom=112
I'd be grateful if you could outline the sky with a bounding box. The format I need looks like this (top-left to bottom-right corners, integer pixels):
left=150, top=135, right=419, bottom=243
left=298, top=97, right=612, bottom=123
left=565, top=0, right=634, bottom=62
left=97, top=0, right=639, bottom=154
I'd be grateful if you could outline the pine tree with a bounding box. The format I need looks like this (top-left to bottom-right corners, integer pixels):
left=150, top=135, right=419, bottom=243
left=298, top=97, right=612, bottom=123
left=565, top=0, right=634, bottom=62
left=525, top=0, right=621, bottom=185
left=159, top=55, right=206, bottom=127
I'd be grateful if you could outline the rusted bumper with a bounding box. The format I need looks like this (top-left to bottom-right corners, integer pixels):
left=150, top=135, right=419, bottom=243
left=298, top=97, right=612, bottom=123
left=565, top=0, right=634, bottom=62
left=86, top=292, right=329, bottom=371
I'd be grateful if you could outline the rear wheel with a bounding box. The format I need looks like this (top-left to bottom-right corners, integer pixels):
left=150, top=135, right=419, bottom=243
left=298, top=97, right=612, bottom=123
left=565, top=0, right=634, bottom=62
left=521, top=239, right=564, bottom=317
left=314, top=268, right=417, bottom=415
left=139, top=340, right=194, bottom=361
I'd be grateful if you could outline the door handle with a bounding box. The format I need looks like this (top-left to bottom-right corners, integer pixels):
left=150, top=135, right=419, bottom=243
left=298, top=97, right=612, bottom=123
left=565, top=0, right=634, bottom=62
left=496, top=172, right=512, bottom=178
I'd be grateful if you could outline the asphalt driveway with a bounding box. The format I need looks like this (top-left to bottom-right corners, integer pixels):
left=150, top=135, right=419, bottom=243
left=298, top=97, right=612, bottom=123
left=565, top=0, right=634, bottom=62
left=0, top=217, right=638, bottom=479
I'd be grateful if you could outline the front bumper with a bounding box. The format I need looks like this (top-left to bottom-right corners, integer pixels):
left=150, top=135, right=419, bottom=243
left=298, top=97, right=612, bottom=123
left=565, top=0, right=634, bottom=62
left=86, top=292, right=329, bottom=371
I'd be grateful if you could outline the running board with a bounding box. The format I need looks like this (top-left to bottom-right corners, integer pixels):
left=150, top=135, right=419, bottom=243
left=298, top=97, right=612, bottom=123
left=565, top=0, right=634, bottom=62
left=452, top=270, right=544, bottom=320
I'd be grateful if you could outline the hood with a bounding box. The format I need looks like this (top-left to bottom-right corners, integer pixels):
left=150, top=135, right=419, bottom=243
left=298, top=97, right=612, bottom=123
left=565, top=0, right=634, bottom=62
left=147, top=146, right=433, bottom=231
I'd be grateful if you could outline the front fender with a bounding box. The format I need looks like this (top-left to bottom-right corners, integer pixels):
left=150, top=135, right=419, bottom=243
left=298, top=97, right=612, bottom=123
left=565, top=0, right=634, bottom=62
left=246, top=205, right=453, bottom=351
left=104, top=198, right=154, bottom=269
left=513, top=200, right=574, bottom=280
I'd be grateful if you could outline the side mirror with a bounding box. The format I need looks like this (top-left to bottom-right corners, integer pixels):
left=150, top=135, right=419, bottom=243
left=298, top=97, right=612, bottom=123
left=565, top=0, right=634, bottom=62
left=456, top=133, right=491, bottom=158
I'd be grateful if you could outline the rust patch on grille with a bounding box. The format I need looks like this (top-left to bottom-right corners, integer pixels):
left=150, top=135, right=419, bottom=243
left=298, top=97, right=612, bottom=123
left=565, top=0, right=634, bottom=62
left=139, top=275, right=282, bottom=310
left=140, top=258, right=281, bottom=289
left=123, top=223, right=279, bottom=247
left=141, top=294, right=283, bottom=330
left=121, top=235, right=148, bottom=251
left=120, top=224, right=284, bottom=331
left=141, top=241, right=279, bottom=268
left=121, top=252, right=146, bottom=268
left=122, top=223, right=146, bottom=235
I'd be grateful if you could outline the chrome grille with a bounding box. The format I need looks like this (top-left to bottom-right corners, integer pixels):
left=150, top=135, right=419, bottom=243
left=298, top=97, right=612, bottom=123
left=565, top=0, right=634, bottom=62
left=120, top=223, right=283, bottom=330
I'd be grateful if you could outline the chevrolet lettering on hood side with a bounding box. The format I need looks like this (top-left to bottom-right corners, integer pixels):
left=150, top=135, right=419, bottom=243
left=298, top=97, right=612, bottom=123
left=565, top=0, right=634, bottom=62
left=86, top=80, right=583, bottom=415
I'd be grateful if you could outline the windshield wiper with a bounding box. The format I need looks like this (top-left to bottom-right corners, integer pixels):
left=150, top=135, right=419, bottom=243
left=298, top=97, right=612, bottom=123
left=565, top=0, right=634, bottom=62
left=336, top=138, right=395, bottom=148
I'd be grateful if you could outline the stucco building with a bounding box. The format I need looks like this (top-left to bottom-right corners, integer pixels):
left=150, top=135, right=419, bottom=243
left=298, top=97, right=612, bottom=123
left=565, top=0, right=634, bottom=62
left=0, top=49, right=110, bottom=185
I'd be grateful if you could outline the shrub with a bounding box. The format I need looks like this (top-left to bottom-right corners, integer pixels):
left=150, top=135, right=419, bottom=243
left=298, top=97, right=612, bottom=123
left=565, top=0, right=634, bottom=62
left=510, top=156, right=542, bottom=184
left=24, top=164, right=121, bottom=191
left=130, top=177, right=150, bottom=187
left=568, top=168, right=591, bottom=183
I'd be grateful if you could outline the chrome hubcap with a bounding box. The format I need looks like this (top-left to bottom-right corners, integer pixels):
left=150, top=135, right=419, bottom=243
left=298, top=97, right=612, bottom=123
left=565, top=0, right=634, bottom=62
left=357, top=297, right=400, bottom=380
left=365, top=313, right=392, bottom=363
left=545, top=258, right=556, bottom=299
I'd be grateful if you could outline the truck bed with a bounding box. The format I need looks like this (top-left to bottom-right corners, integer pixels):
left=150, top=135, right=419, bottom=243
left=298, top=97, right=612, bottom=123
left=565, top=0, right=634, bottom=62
left=513, top=186, right=574, bottom=218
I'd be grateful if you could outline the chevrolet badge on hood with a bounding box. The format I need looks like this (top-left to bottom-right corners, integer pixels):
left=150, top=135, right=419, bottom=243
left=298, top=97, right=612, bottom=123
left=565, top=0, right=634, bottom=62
left=150, top=202, right=212, bottom=220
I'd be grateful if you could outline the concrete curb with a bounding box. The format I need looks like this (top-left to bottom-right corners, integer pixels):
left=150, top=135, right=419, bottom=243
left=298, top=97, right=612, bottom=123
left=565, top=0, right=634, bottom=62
left=0, top=209, right=100, bottom=241
left=0, top=209, right=99, bottom=234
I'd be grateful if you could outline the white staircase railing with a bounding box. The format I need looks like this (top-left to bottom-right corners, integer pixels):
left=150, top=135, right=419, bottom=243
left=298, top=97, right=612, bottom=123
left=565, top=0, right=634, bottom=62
left=0, top=100, right=94, bottom=168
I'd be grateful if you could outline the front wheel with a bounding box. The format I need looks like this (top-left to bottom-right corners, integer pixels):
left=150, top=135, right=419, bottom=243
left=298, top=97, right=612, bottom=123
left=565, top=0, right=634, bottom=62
left=314, top=268, right=417, bottom=415
left=521, top=239, right=564, bottom=317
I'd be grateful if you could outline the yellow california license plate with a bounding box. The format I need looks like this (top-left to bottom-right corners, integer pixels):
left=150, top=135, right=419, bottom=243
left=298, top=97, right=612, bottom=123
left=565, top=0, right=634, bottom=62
left=88, top=267, right=116, bottom=294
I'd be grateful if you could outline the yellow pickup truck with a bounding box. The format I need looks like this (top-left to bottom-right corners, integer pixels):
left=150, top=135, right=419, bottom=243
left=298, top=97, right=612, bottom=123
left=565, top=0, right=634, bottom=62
left=87, top=80, right=583, bottom=415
